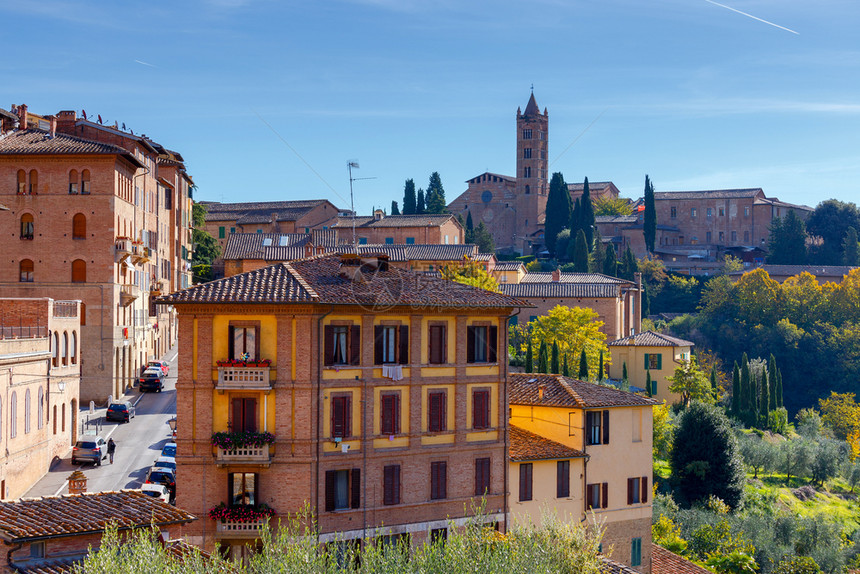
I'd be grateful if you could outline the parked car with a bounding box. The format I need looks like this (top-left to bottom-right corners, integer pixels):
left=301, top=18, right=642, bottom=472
left=139, top=368, right=165, bottom=392
left=72, top=436, right=107, bottom=465
left=161, top=442, right=177, bottom=458
left=140, top=483, right=171, bottom=503
left=153, top=456, right=176, bottom=473
left=148, top=360, right=169, bottom=376
left=145, top=467, right=176, bottom=496
left=105, top=400, right=135, bottom=423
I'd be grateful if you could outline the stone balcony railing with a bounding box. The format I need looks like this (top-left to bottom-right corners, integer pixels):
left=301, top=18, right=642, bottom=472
left=216, top=366, right=273, bottom=390
left=215, top=518, right=268, bottom=538
left=215, top=445, right=271, bottom=466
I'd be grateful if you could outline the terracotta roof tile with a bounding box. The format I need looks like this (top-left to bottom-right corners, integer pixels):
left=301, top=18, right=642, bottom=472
left=0, top=490, right=195, bottom=543
left=596, top=215, right=638, bottom=224
left=500, top=283, right=623, bottom=298
left=333, top=214, right=458, bottom=229
left=521, top=272, right=629, bottom=285
left=600, top=556, right=642, bottom=573
left=652, top=544, right=713, bottom=574
left=608, top=330, right=694, bottom=348
left=160, top=253, right=530, bottom=310
left=510, top=374, right=658, bottom=409
left=13, top=558, right=78, bottom=573
left=654, top=188, right=763, bottom=200
left=406, top=244, right=476, bottom=260
left=201, top=200, right=335, bottom=223
left=493, top=262, right=525, bottom=272
left=0, top=130, right=141, bottom=168
left=509, top=425, right=585, bottom=461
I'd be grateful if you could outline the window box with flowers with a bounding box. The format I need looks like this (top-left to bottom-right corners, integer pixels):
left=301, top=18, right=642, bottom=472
left=215, top=359, right=273, bottom=390
left=216, top=358, right=272, bottom=368
left=209, top=502, right=275, bottom=536
left=213, top=431, right=275, bottom=465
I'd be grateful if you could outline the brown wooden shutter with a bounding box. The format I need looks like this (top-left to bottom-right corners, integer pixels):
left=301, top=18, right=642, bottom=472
left=344, top=395, right=352, bottom=438
left=431, top=462, right=438, bottom=499
left=602, top=483, right=609, bottom=509
left=488, top=326, right=498, bottom=363
left=440, top=391, right=447, bottom=431
left=350, top=468, right=361, bottom=509
left=231, top=398, right=242, bottom=431
left=393, top=465, right=401, bottom=504
left=441, top=325, right=447, bottom=363
left=227, top=472, right=235, bottom=505
left=429, top=392, right=440, bottom=432
left=475, top=458, right=490, bottom=496
left=374, top=326, right=384, bottom=365
left=350, top=325, right=361, bottom=365
left=381, top=394, right=396, bottom=435
left=394, top=393, right=400, bottom=434
left=324, top=471, right=336, bottom=511
left=435, top=461, right=447, bottom=499
left=244, top=398, right=257, bottom=432
left=642, top=477, right=648, bottom=503
left=586, top=484, right=594, bottom=509
left=519, top=464, right=532, bottom=501
left=466, top=326, right=476, bottom=363
left=399, top=325, right=409, bottom=365
left=627, top=478, right=634, bottom=505
left=254, top=326, right=261, bottom=361
left=323, top=326, right=334, bottom=366
left=228, top=326, right=235, bottom=361
left=384, top=465, right=400, bottom=505
left=602, top=410, right=610, bottom=444
left=557, top=461, right=570, bottom=498
left=331, top=397, right=341, bottom=437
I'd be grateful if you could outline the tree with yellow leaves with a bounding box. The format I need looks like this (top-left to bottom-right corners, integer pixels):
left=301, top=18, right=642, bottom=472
left=818, top=391, right=860, bottom=459
left=523, top=305, right=608, bottom=380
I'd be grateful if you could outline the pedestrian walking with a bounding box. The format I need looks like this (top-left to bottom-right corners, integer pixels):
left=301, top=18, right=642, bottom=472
left=107, top=438, right=116, bottom=464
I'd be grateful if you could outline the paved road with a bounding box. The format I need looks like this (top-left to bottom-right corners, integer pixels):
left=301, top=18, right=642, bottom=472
left=25, top=348, right=178, bottom=498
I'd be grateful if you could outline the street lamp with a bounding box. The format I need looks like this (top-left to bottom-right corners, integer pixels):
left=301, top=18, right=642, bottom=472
left=167, top=417, right=177, bottom=438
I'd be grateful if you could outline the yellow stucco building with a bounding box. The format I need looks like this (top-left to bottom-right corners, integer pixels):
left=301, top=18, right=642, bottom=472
left=607, top=331, right=693, bottom=405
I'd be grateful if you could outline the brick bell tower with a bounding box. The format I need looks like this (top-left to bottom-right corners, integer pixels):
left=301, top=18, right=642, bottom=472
left=515, top=91, right=549, bottom=254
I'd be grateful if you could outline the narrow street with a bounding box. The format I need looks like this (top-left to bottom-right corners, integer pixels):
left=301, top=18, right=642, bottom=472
left=25, top=348, right=178, bottom=498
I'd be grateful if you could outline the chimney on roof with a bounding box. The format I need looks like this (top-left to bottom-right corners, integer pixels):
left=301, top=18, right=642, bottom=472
left=538, top=383, right=546, bottom=401
left=17, top=104, right=27, bottom=130
left=67, top=469, right=87, bottom=495
left=374, top=209, right=384, bottom=221
left=49, top=115, right=56, bottom=138
left=551, top=268, right=561, bottom=282
left=56, top=110, right=76, bottom=132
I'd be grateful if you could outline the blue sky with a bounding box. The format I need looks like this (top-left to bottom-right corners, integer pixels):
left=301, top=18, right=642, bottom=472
left=3, top=0, right=859, bottom=213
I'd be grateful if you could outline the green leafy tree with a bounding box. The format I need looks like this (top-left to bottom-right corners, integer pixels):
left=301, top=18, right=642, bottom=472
left=641, top=281, right=650, bottom=317
left=603, top=244, right=617, bottom=277
left=571, top=229, right=589, bottom=272
left=416, top=188, right=426, bottom=214
left=593, top=196, right=632, bottom=216
left=192, top=202, right=221, bottom=284
left=806, top=199, right=860, bottom=264
left=590, top=227, right=605, bottom=272
left=598, top=349, right=604, bottom=381
left=670, top=402, right=746, bottom=508
left=440, top=259, right=499, bottom=291
left=739, top=355, right=750, bottom=423
left=545, top=172, right=572, bottom=256
left=768, top=354, right=778, bottom=412
left=551, top=341, right=560, bottom=374
left=562, top=354, right=569, bottom=376
left=705, top=550, right=758, bottom=574
left=556, top=229, right=572, bottom=261
left=768, top=209, right=808, bottom=264
left=402, top=178, right=417, bottom=214
left=578, top=349, right=588, bottom=379
left=537, top=340, right=549, bottom=373
left=646, top=370, right=653, bottom=397
left=668, top=357, right=714, bottom=408
left=471, top=222, right=495, bottom=253
left=739, top=434, right=777, bottom=479
left=643, top=174, right=656, bottom=253
left=390, top=200, right=400, bottom=215
left=619, top=245, right=638, bottom=281
left=525, top=339, right=534, bottom=372
left=653, top=402, right=675, bottom=459
left=522, top=306, right=607, bottom=380
left=842, top=226, right=860, bottom=265
left=580, top=177, right=595, bottom=249
left=781, top=439, right=811, bottom=485
left=773, top=556, right=822, bottom=574
left=426, top=172, right=447, bottom=214
left=465, top=211, right=474, bottom=236
left=731, top=362, right=741, bottom=417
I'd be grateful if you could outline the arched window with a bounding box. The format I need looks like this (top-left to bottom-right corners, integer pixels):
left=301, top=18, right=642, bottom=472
left=24, top=390, right=31, bottom=434
left=81, top=170, right=91, bottom=194
left=16, top=170, right=26, bottom=194
left=71, top=331, right=78, bottom=364
left=9, top=392, right=15, bottom=438
left=37, top=387, right=44, bottom=429
left=61, top=403, right=65, bottom=432
left=28, top=170, right=38, bottom=194
left=69, top=170, right=79, bottom=194
left=72, top=213, right=86, bottom=239
left=19, top=260, right=34, bottom=283
left=61, top=332, right=68, bottom=366
left=52, top=405, right=57, bottom=435
left=71, top=260, right=86, bottom=283
left=20, top=214, right=34, bottom=240
left=52, top=332, right=59, bottom=367
left=525, top=184, right=530, bottom=195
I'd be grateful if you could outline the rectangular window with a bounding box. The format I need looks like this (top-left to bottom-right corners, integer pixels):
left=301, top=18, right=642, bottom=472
left=586, top=410, right=610, bottom=445
left=475, top=457, right=491, bottom=496
left=325, top=325, right=360, bottom=366
left=518, top=463, right=533, bottom=501
left=627, top=476, right=648, bottom=505
left=331, top=394, right=352, bottom=438
left=691, top=208, right=697, bottom=217
left=467, top=325, right=497, bottom=363
left=731, top=230, right=737, bottom=242
left=706, top=231, right=712, bottom=243
left=472, top=388, right=491, bottom=430
left=428, top=390, right=447, bottom=432
left=744, top=206, right=750, bottom=217
left=431, top=461, right=447, bottom=500
left=719, top=207, right=725, bottom=217
left=707, top=207, right=713, bottom=217
left=325, top=468, right=360, bottom=511
left=719, top=231, right=725, bottom=242
left=405, top=237, right=415, bottom=244
left=586, top=482, right=604, bottom=510
left=374, top=325, right=408, bottom=365
left=523, top=167, right=532, bottom=178
left=430, top=528, right=447, bottom=544
left=631, top=537, right=642, bottom=567
left=522, top=129, right=532, bottom=139
left=231, top=398, right=257, bottom=432
left=228, top=472, right=257, bottom=506
left=383, top=464, right=401, bottom=505
left=523, top=148, right=532, bottom=159
left=230, top=227, right=235, bottom=234
left=218, top=226, right=225, bottom=238
left=229, top=326, right=258, bottom=361
left=670, top=206, right=677, bottom=219
left=744, top=230, right=749, bottom=242
left=385, top=237, right=394, bottom=244
left=358, top=237, right=368, bottom=245
left=380, top=392, right=400, bottom=435
left=644, top=353, right=662, bottom=370
left=428, top=324, right=447, bottom=364
left=557, top=460, right=570, bottom=498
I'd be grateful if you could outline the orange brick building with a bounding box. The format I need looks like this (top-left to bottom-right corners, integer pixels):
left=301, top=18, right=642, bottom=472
left=333, top=211, right=464, bottom=246
left=0, top=105, right=194, bottom=401
left=159, top=254, right=526, bottom=555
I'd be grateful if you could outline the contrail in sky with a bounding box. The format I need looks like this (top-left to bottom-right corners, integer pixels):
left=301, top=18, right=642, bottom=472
left=704, top=0, right=799, bottom=35
left=134, top=59, right=157, bottom=67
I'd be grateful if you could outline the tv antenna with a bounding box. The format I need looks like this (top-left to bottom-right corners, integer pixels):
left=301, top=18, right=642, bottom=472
left=347, top=160, right=377, bottom=252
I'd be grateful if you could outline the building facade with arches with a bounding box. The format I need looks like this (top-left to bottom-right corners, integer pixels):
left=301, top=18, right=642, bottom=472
left=0, top=297, right=80, bottom=499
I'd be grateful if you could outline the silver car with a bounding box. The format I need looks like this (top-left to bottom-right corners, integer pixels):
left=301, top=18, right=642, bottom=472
left=71, top=436, right=107, bottom=466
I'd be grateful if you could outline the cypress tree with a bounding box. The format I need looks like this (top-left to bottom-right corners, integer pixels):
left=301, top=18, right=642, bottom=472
left=562, top=354, right=569, bottom=377
left=525, top=339, right=533, bottom=373
left=761, top=369, right=770, bottom=427
left=390, top=200, right=400, bottom=215
left=843, top=226, right=860, bottom=265
left=620, top=245, right=638, bottom=281
left=598, top=349, right=604, bottom=381
left=537, top=341, right=548, bottom=374
left=622, top=361, right=628, bottom=382
left=551, top=341, right=560, bottom=374
left=581, top=177, right=595, bottom=249
left=642, top=281, right=650, bottom=317
left=776, top=368, right=784, bottom=408
left=747, top=369, right=759, bottom=428
left=570, top=198, right=581, bottom=237
left=416, top=188, right=426, bottom=214
left=591, top=227, right=605, bottom=272
left=466, top=211, right=474, bottom=236
left=603, top=244, right=617, bottom=277
left=572, top=229, right=589, bottom=272
left=643, top=175, right=656, bottom=253
left=710, top=364, right=718, bottom=395
left=579, top=349, right=589, bottom=379
left=545, top=172, right=572, bottom=256
left=426, top=172, right=447, bottom=214
left=768, top=354, right=778, bottom=411
left=646, top=370, right=653, bottom=397
left=739, top=354, right=750, bottom=424
left=402, top=179, right=417, bottom=214
left=731, top=361, right=741, bottom=417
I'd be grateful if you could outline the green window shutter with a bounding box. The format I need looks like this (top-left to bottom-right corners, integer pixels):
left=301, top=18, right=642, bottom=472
left=644, top=354, right=650, bottom=370
left=218, top=226, right=225, bottom=239
left=656, top=354, right=662, bottom=370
